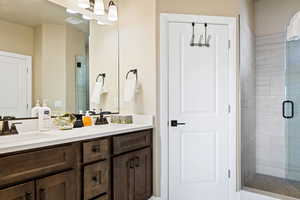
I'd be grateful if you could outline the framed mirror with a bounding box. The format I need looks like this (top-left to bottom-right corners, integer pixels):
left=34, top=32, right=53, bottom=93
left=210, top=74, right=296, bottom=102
left=0, top=0, right=119, bottom=119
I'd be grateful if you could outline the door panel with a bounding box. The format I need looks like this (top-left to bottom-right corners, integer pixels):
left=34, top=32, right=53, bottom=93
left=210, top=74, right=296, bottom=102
left=36, top=171, right=75, bottom=200
left=169, top=22, right=230, bottom=200
left=134, top=148, right=152, bottom=200
left=113, top=152, right=134, bottom=200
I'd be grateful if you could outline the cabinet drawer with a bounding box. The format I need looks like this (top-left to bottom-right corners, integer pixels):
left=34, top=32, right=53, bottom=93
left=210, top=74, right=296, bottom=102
left=83, top=139, right=110, bottom=163
left=0, top=145, right=75, bottom=187
left=113, top=130, right=152, bottom=155
left=84, top=160, right=109, bottom=200
left=0, top=181, right=35, bottom=200
left=94, top=194, right=108, bottom=200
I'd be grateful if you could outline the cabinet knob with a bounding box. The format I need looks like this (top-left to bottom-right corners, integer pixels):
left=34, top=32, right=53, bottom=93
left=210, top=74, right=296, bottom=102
left=129, top=159, right=135, bottom=169
left=134, top=157, right=140, bottom=167
left=25, top=192, right=32, bottom=200
left=92, top=144, right=101, bottom=153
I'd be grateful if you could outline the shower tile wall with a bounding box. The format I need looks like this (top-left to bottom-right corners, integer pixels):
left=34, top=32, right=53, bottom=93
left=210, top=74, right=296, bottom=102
left=256, top=33, right=286, bottom=178
left=241, top=24, right=256, bottom=183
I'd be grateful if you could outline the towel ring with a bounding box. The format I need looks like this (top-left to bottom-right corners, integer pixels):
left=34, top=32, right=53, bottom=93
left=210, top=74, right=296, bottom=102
left=126, top=69, right=138, bottom=81
left=96, top=73, right=106, bottom=87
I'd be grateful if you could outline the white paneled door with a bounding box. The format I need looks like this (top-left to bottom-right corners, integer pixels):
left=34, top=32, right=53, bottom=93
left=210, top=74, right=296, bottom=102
left=0, top=52, right=31, bottom=118
left=168, top=22, right=230, bottom=200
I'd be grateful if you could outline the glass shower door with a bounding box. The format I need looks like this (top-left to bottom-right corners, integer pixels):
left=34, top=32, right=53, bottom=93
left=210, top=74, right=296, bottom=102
left=286, top=39, right=300, bottom=181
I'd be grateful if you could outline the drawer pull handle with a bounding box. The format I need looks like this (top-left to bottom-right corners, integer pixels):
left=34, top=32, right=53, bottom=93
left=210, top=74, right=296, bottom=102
left=129, top=159, right=135, bottom=169
left=40, top=189, right=46, bottom=200
left=92, top=171, right=103, bottom=185
left=92, top=145, right=101, bottom=153
left=25, top=192, right=32, bottom=200
left=92, top=176, right=99, bottom=183
left=134, top=157, right=140, bottom=167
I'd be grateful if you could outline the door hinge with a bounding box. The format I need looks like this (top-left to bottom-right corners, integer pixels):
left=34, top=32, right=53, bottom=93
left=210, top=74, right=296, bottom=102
left=26, top=104, right=29, bottom=109
left=228, top=169, right=231, bottom=178
left=228, top=105, right=231, bottom=114
left=26, top=68, right=29, bottom=73
left=228, top=40, right=231, bottom=49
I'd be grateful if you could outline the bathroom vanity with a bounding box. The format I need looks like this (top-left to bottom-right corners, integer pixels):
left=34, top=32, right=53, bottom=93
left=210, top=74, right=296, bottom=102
left=0, top=125, right=153, bottom=200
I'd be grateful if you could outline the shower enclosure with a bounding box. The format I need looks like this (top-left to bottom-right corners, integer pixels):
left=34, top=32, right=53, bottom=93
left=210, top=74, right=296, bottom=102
left=242, top=11, right=300, bottom=199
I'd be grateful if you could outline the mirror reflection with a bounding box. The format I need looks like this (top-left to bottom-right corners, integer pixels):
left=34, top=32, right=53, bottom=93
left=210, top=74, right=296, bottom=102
left=0, top=0, right=119, bottom=118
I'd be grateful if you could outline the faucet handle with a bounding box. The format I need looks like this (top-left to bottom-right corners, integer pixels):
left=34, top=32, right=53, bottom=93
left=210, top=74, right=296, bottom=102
left=10, top=122, right=22, bottom=135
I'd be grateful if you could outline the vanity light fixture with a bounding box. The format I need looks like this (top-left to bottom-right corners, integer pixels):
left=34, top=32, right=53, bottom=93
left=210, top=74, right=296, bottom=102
left=94, top=0, right=105, bottom=15
left=66, top=9, right=78, bottom=14
left=78, top=0, right=90, bottom=9
left=82, top=15, right=92, bottom=20
left=108, top=1, right=118, bottom=22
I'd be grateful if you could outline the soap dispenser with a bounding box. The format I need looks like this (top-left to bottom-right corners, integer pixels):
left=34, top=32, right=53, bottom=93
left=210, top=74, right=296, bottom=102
left=31, top=99, right=41, bottom=117
left=83, top=111, right=92, bottom=127
left=39, top=100, right=52, bottom=131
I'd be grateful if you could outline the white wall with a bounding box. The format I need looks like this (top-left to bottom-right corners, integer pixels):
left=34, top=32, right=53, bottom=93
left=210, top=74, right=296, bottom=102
left=255, top=0, right=300, bottom=36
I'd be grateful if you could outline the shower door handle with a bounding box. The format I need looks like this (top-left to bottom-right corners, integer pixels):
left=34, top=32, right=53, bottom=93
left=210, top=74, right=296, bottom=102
left=283, top=100, right=294, bottom=119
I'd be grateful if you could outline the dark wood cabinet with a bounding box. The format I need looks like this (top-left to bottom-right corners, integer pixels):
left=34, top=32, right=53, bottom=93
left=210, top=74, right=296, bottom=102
left=0, top=129, right=153, bottom=200
left=0, top=182, right=35, bottom=200
left=113, top=147, right=152, bottom=200
left=36, top=170, right=76, bottom=200
left=0, top=145, right=75, bottom=187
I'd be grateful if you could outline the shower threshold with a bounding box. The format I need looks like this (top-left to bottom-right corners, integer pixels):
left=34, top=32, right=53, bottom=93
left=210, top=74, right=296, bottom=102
left=245, top=174, right=300, bottom=199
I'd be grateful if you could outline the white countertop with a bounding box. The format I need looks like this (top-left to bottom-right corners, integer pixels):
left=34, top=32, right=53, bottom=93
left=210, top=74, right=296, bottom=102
left=0, top=123, right=153, bottom=155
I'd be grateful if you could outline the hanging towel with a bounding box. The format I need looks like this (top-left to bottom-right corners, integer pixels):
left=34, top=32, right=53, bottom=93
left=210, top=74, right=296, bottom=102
left=287, top=11, right=300, bottom=41
left=91, top=80, right=107, bottom=105
left=124, top=78, right=137, bottom=103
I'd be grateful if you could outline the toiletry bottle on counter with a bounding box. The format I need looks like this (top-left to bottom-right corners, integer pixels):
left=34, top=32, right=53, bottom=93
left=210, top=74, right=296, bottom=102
left=31, top=100, right=41, bottom=117
left=39, top=100, right=52, bottom=131
left=83, top=111, right=92, bottom=127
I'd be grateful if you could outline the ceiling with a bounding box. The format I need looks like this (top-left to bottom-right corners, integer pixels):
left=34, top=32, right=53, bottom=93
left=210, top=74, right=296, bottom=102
left=0, top=0, right=89, bottom=33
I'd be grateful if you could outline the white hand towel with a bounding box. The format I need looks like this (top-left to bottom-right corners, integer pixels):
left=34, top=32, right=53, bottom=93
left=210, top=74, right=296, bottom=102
left=91, top=81, right=107, bottom=105
left=124, top=78, right=137, bottom=103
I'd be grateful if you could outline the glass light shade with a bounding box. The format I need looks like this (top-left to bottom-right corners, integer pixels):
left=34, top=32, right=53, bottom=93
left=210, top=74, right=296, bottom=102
left=94, top=0, right=105, bottom=15
left=78, top=0, right=90, bottom=8
left=108, top=1, right=118, bottom=22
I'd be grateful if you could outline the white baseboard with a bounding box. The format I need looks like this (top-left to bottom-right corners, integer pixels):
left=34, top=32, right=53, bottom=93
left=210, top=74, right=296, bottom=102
left=149, top=196, right=161, bottom=200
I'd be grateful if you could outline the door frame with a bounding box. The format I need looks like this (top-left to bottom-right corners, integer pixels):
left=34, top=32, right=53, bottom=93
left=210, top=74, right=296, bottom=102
left=0, top=51, right=32, bottom=116
left=159, top=13, right=238, bottom=200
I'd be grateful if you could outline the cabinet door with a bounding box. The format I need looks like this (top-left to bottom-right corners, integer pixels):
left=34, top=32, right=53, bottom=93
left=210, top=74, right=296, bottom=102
left=84, top=160, right=109, bottom=200
left=134, top=148, right=152, bottom=200
left=113, top=148, right=152, bottom=200
left=0, top=181, right=35, bottom=200
left=113, top=152, right=135, bottom=200
left=36, top=171, right=76, bottom=200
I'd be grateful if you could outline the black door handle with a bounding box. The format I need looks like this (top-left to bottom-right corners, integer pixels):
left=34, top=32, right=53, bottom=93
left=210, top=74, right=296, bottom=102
left=283, top=100, right=294, bottom=119
left=170, top=120, right=186, bottom=127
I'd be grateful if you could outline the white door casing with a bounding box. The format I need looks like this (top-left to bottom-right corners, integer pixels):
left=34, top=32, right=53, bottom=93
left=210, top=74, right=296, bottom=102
left=0, top=51, right=32, bottom=118
left=160, top=14, right=238, bottom=200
